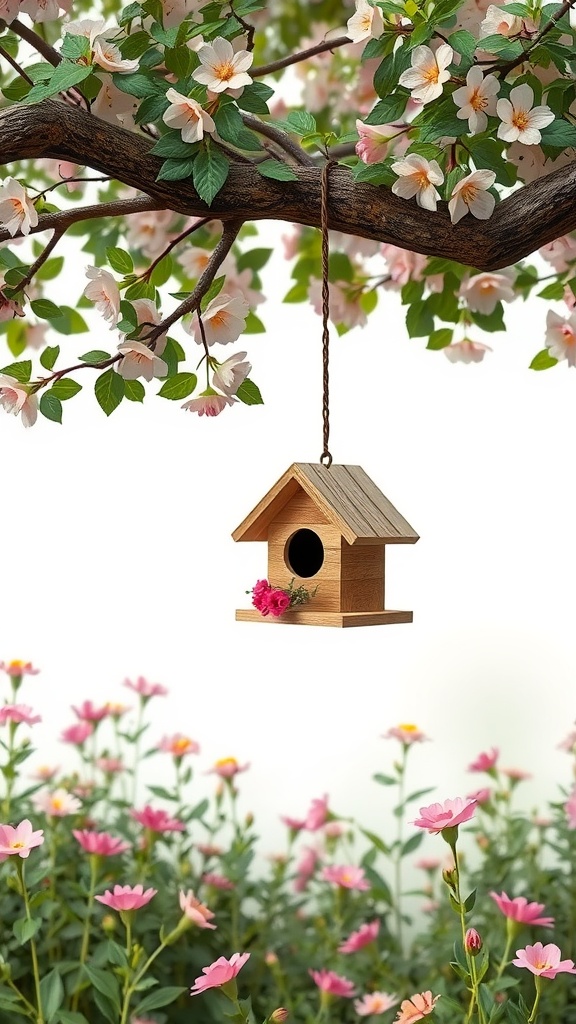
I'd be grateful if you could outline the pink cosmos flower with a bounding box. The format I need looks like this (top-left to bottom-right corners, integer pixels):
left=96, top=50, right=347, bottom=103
left=412, top=797, right=477, bottom=834
left=190, top=952, right=250, bottom=994
left=415, top=858, right=441, bottom=871
left=512, top=942, right=576, bottom=978
left=179, top=889, right=216, bottom=929
left=33, top=788, right=82, bottom=817
left=124, top=676, right=168, bottom=698
left=158, top=734, right=200, bottom=757
left=208, top=757, right=250, bottom=779
left=60, top=722, right=93, bottom=745
left=355, top=992, right=399, bottom=1016
left=72, top=700, right=109, bottom=722
left=490, top=892, right=554, bottom=927
left=281, top=815, right=306, bottom=832
left=95, top=884, right=157, bottom=912
left=305, top=794, right=329, bottom=831
left=321, top=864, right=370, bottom=891
left=565, top=788, right=576, bottom=829
left=310, top=969, right=356, bottom=998
left=131, top=806, right=185, bottom=833
left=96, top=757, right=124, bottom=774
left=338, top=920, right=379, bottom=953
left=467, top=787, right=492, bottom=805
left=395, top=991, right=440, bottom=1022
left=0, top=660, right=39, bottom=678
left=0, top=704, right=41, bottom=726
left=294, top=845, right=320, bottom=892
left=0, top=819, right=44, bottom=858
left=202, top=872, right=235, bottom=890
left=468, top=747, right=499, bottom=773
left=383, top=724, right=429, bottom=745
left=73, top=830, right=131, bottom=856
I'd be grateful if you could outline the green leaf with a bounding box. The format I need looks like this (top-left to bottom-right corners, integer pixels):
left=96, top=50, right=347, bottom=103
left=529, top=348, right=558, bottom=370
left=236, top=81, right=274, bottom=113
left=479, top=34, right=524, bottom=58
left=50, top=379, right=82, bottom=400
left=39, top=393, right=63, bottom=424
left=200, top=274, right=226, bottom=310
left=244, top=311, right=265, bottom=333
left=359, top=827, right=391, bottom=855
left=106, top=247, right=134, bottom=276
left=157, top=157, right=197, bottom=182
left=364, top=94, right=407, bottom=126
left=40, top=345, right=60, bottom=371
left=193, top=147, right=230, bottom=205
left=95, top=368, right=125, bottom=416
left=135, top=92, right=170, bottom=124
left=237, top=248, right=272, bottom=273
left=36, top=256, right=64, bottom=281
left=236, top=377, right=263, bottom=405
left=471, top=304, right=506, bottom=333
left=401, top=832, right=424, bottom=856
left=111, top=71, right=165, bottom=98
left=54, top=1012, right=90, bottom=1024
left=49, top=307, right=89, bottom=336
left=373, top=52, right=396, bottom=99
left=133, top=987, right=186, bottom=1015
left=30, top=299, right=64, bottom=320
left=405, top=299, right=434, bottom=338
left=80, top=349, right=111, bottom=363
left=164, top=44, right=193, bottom=79
left=257, top=159, right=298, bottom=182
left=353, top=162, right=394, bottom=186
left=83, top=967, right=120, bottom=1008
left=464, top=888, right=477, bottom=913
left=157, top=372, right=197, bottom=399
left=373, top=772, right=398, bottom=785
left=39, top=969, right=64, bottom=1022
left=124, top=379, right=146, bottom=402
left=538, top=280, right=566, bottom=300
left=0, top=360, right=31, bottom=382
left=24, top=62, right=93, bottom=104
left=150, top=133, right=199, bottom=159
left=448, top=29, right=477, bottom=63
left=13, top=917, right=41, bottom=944
left=540, top=119, right=576, bottom=149
left=59, top=34, right=90, bottom=60
left=427, top=328, right=453, bottom=350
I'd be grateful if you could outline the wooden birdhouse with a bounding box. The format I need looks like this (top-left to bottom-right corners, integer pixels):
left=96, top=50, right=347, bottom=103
left=232, top=463, right=419, bottom=628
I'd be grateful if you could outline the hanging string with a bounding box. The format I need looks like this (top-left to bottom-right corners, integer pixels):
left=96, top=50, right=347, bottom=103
left=320, top=158, right=337, bottom=469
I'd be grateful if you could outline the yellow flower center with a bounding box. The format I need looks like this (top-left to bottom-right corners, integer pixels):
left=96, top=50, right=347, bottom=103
left=561, top=326, right=576, bottom=344
left=11, top=841, right=24, bottom=849
left=512, top=110, right=529, bottom=131
left=214, top=60, right=235, bottom=82
left=460, top=183, right=479, bottom=206
left=174, top=737, right=191, bottom=752
left=210, top=310, right=231, bottom=328
left=398, top=723, right=418, bottom=732
left=8, top=660, right=25, bottom=671
left=470, top=87, right=488, bottom=112
left=216, top=757, right=237, bottom=768
left=424, top=64, right=440, bottom=84
left=414, top=170, right=431, bottom=190
left=51, top=798, right=63, bottom=811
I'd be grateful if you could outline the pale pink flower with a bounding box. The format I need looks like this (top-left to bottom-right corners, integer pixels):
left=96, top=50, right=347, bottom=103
left=65, top=17, right=105, bottom=45
left=564, top=286, right=576, bottom=313
left=391, top=155, right=444, bottom=212
left=383, top=723, right=429, bottom=744
left=190, top=294, right=249, bottom=346
left=31, top=765, right=59, bottom=782
left=193, top=37, right=253, bottom=93
left=565, top=788, right=576, bottom=829
left=92, top=77, right=139, bottom=127
left=0, top=660, right=39, bottom=677
left=83, top=266, right=121, bottom=328
left=325, top=821, right=345, bottom=838
left=559, top=729, right=576, bottom=752
left=131, top=806, right=185, bottom=833
left=160, top=0, right=202, bottom=26
left=502, top=767, right=531, bottom=782
left=459, top=269, right=515, bottom=314
left=179, top=889, right=216, bottom=929
left=182, top=391, right=236, bottom=417
left=73, top=830, right=131, bottom=855
left=158, top=734, right=200, bottom=757
left=356, top=120, right=396, bottom=164
left=124, top=676, right=168, bottom=698
left=20, top=0, right=71, bottom=20
left=190, top=952, right=250, bottom=994
left=0, top=376, right=38, bottom=428
left=398, top=44, right=453, bottom=104
left=72, top=700, right=109, bottom=722
left=202, top=872, right=235, bottom=890
left=339, top=920, right=379, bottom=953
left=163, top=89, right=216, bottom=143
left=449, top=169, right=496, bottom=224
left=293, top=845, right=319, bottom=892
left=212, top=352, right=251, bottom=396
left=467, top=787, right=492, bottom=805
left=95, top=884, right=157, bottom=911
left=117, top=341, right=167, bottom=381
left=380, top=246, right=428, bottom=288
left=0, top=819, right=44, bottom=858
left=96, top=757, right=124, bottom=773
left=92, top=37, right=139, bottom=73
left=321, top=864, right=370, bottom=891
left=444, top=340, right=492, bottom=363
left=452, top=67, right=499, bottom=134
left=539, top=235, right=576, bottom=273
left=178, top=245, right=213, bottom=279
left=60, top=722, right=93, bottom=745
left=305, top=794, right=329, bottom=831
left=468, top=747, right=499, bottom=773
left=33, top=788, right=81, bottom=817
left=513, top=942, right=576, bottom=978
left=508, top=142, right=575, bottom=184
left=308, top=279, right=368, bottom=329
left=347, top=0, right=384, bottom=43
left=395, top=991, right=440, bottom=1023
left=412, top=797, right=477, bottom=834
left=0, top=291, right=25, bottom=322
left=125, top=210, right=173, bottom=259
left=197, top=843, right=223, bottom=857
left=310, top=969, right=356, bottom=998
left=415, top=858, right=441, bottom=871
left=355, top=992, right=399, bottom=1016
left=208, top=757, right=250, bottom=778
left=105, top=702, right=130, bottom=718
left=545, top=310, right=576, bottom=367
left=0, top=704, right=41, bottom=726
left=0, top=178, right=38, bottom=236
left=480, top=4, right=523, bottom=36
left=490, top=891, right=554, bottom=927
left=216, top=266, right=265, bottom=309
left=0, top=0, right=21, bottom=21
left=497, top=85, right=554, bottom=146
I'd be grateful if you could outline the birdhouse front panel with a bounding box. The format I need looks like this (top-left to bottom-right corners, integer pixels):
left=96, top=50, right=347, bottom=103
left=340, top=542, right=385, bottom=613
left=267, top=520, right=343, bottom=614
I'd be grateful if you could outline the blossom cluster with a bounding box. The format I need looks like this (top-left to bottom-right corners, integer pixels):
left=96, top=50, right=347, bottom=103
left=250, top=577, right=318, bottom=617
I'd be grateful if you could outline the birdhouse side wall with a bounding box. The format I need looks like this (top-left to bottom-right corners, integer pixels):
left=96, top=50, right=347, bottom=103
left=267, top=521, right=342, bottom=612
left=340, top=542, right=385, bottom=613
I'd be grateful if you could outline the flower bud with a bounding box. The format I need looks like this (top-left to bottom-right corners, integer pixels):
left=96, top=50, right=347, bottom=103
left=269, top=1010, right=289, bottom=1023
left=264, top=951, right=279, bottom=966
left=442, top=868, right=457, bottom=890
left=465, top=928, right=483, bottom=955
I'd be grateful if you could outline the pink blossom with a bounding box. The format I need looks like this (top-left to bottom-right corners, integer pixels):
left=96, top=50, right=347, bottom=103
left=182, top=391, right=236, bottom=417
left=502, top=767, right=531, bottom=782
left=466, top=928, right=483, bottom=954
left=30, top=765, right=59, bottom=782
left=459, top=270, right=515, bottom=314
left=539, top=235, right=576, bottom=273
left=0, top=660, right=39, bottom=678
left=356, top=120, right=396, bottom=164
left=558, top=729, right=576, bottom=753
left=305, top=794, right=329, bottom=831
left=0, top=704, right=41, bottom=726
left=95, top=884, right=157, bottom=911
left=33, top=788, right=82, bottom=817
left=468, top=747, right=499, bottom=773
left=212, top=351, right=251, bottom=396
left=0, top=819, right=44, bottom=858
left=395, top=991, right=440, bottom=1022
left=381, top=246, right=428, bottom=288
left=179, top=889, right=216, bottom=928
left=566, top=788, right=576, bottom=829
left=324, top=821, right=344, bottom=838
left=104, top=702, right=130, bottom=719
left=309, top=969, right=356, bottom=998
left=202, top=872, right=235, bottom=890
left=294, top=845, right=319, bottom=892
left=131, top=806, right=185, bottom=833
left=338, top=920, right=379, bottom=953
left=412, top=797, right=477, bottom=834
left=321, top=864, right=370, bottom=891
left=281, top=815, right=306, bottom=832
left=0, top=177, right=38, bottom=236
left=197, top=842, right=222, bottom=857
left=0, top=291, right=24, bottom=322
left=208, top=757, right=250, bottom=779
left=545, top=310, right=576, bottom=367
left=512, top=942, right=576, bottom=978
left=0, top=376, right=38, bottom=428
left=124, top=677, right=168, bottom=698
left=73, top=830, right=131, bottom=856
left=444, top=340, right=492, bottom=363
left=96, top=757, right=124, bottom=773
left=190, top=952, right=250, bottom=994
left=158, top=734, right=200, bottom=757
left=467, top=787, right=492, bottom=805
left=308, top=279, right=367, bottom=330
left=126, top=209, right=174, bottom=258
left=415, top=858, right=441, bottom=871
left=72, top=700, right=109, bottom=722
left=60, top=722, right=93, bottom=745
left=266, top=589, right=291, bottom=617
left=355, top=992, right=399, bottom=1016
left=383, top=723, right=429, bottom=744
left=189, top=293, right=249, bottom=346
left=83, top=266, right=121, bottom=328
left=490, top=891, right=554, bottom=927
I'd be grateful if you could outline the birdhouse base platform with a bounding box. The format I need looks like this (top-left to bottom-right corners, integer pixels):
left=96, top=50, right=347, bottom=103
left=235, top=609, right=413, bottom=628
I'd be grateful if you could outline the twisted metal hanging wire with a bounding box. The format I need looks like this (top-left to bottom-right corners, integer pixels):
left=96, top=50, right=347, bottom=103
left=319, top=159, right=337, bottom=469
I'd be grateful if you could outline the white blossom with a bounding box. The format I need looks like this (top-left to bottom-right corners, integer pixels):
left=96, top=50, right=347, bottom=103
left=449, top=169, right=496, bottom=224
left=398, top=44, right=453, bottom=105
left=452, top=67, right=499, bottom=135
left=163, top=89, right=216, bottom=143
left=346, top=0, right=384, bottom=43
left=391, top=155, right=444, bottom=212
left=192, top=37, right=253, bottom=93
left=545, top=310, right=576, bottom=367
left=0, top=178, right=38, bottom=237
left=83, top=266, right=121, bottom=328
left=497, top=84, right=554, bottom=146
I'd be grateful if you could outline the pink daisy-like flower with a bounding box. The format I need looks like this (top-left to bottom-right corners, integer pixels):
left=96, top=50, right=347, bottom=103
left=490, top=892, right=554, bottom=927
left=208, top=757, right=250, bottom=779
left=190, top=952, right=250, bottom=995
left=383, top=724, right=428, bottom=745
left=338, top=920, right=379, bottom=954
left=202, top=872, right=235, bottom=890
left=321, top=864, right=370, bottom=891
left=512, top=942, right=576, bottom=978
left=131, top=806, right=185, bottom=833
left=0, top=819, right=44, bottom=858
left=310, top=969, right=356, bottom=998
left=467, top=787, right=492, bottom=805
left=0, top=660, right=39, bottom=678
left=95, top=884, right=157, bottom=912
left=355, top=992, right=399, bottom=1016
left=73, top=830, right=131, bottom=856
left=123, top=676, right=168, bottom=698
left=0, top=704, right=41, bottom=726
left=179, top=889, right=216, bottom=929
left=281, top=815, right=306, bottom=831
left=60, top=722, right=93, bottom=745
left=412, top=797, right=477, bottom=834
left=72, top=700, right=109, bottom=722
left=158, top=734, right=200, bottom=757
left=565, top=788, right=576, bottom=829
left=468, top=747, right=499, bottom=773
left=395, top=990, right=440, bottom=1022
left=305, top=793, right=329, bottom=831
left=33, top=788, right=82, bottom=817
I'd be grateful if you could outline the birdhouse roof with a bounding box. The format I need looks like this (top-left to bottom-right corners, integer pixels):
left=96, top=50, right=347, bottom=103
left=232, top=463, right=419, bottom=546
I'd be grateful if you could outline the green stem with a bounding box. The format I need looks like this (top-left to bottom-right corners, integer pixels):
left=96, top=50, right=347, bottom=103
left=394, top=745, right=408, bottom=956
left=119, top=938, right=168, bottom=1024
left=6, top=978, right=36, bottom=1016
left=71, top=855, right=99, bottom=1011
left=2, top=721, right=17, bottom=819
left=449, top=839, right=486, bottom=1024
left=130, top=699, right=145, bottom=807
left=17, top=861, right=44, bottom=1024
left=528, top=976, right=542, bottom=1023
left=495, top=921, right=516, bottom=980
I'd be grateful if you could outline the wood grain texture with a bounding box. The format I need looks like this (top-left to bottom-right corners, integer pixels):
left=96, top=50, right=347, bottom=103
left=341, top=576, right=384, bottom=612
left=232, top=468, right=299, bottom=541
left=1, top=100, right=575, bottom=270
left=340, top=542, right=385, bottom=581
left=235, top=608, right=414, bottom=627
left=273, top=490, right=330, bottom=525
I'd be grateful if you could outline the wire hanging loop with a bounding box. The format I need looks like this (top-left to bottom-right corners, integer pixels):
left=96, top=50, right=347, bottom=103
left=319, top=158, right=337, bottom=469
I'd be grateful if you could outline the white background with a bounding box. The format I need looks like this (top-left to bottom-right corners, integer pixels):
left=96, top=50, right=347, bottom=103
left=1, top=220, right=576, bottom=867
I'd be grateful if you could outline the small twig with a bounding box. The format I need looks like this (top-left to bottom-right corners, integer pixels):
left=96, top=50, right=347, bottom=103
left=35, top=175, right=112, bottom=199
left=492, top=0, right=576, bottom=76
left=251, top=35, right=350, bottom=78
left=196, top=309, right=211, bottom=363
left=10, top=18, right=62, bottom=66
left=0, top=198, right=165, bottom=245
left=0, top=44, right=34, bottom=85
left=241, top=114, right=317, bottom=167
left=229, top=1, right=255, bottom=51
left=137, top=216, right=213, bottom=281
left=39, top=354, right=121, bottom=390
left=13, top=229, right=65, bottom=294
left=213, top=139, right=257, bottom=165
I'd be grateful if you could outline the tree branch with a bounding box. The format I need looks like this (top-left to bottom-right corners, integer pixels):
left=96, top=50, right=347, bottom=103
left=1, top=100, right=576, bottom=271
left=251, top=35, right=351, bottom=78
left=241, top=114, right=317, bottom=167
left=0, top=197, right=166, bottom=245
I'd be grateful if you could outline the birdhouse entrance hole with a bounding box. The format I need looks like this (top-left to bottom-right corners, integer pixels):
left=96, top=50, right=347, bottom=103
left=285, top=528, right=324, bottom=578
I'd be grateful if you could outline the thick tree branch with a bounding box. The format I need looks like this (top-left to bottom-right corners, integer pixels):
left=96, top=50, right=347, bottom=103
left=1, top=100, right=576, bottom=271
left=0, top=197, right=165, bottom=245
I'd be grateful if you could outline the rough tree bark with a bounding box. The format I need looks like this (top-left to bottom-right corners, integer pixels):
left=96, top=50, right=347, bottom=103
left=1, top=99, right=576, bottom=271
